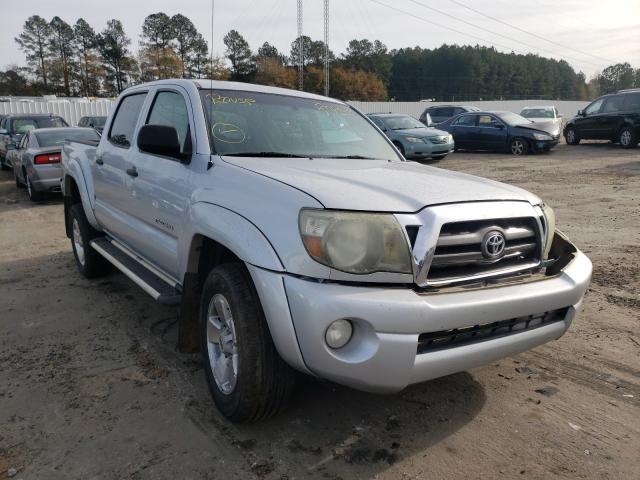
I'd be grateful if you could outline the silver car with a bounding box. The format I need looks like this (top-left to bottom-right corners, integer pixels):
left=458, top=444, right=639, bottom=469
left=12, top=127, right=100, bottom=201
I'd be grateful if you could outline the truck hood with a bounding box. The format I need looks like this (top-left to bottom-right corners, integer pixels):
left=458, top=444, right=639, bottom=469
left=222, top=156, right=541, bottom=212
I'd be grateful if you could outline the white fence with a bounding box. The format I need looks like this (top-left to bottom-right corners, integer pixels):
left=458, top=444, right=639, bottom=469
left=1, top=98, right=588, bottom=126
left=0, top=101, right=114, bottom=126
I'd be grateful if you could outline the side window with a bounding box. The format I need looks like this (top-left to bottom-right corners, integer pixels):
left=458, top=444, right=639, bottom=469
left=585, top=98, right=604, bottom=115
left=478, top=115, right=501, bottom=128
left=109, top=93, right=147, bottom=148
left=602, top=95, right=624, bottom=113
left=78, top=118, right=86, bottom=127
left=623, top=93, right=640, bottom=111
left=146, top=91, right=191, bottom=153
left=369, top=117, right=385, bottom=130
left=454, top=114, right=476, bottom=126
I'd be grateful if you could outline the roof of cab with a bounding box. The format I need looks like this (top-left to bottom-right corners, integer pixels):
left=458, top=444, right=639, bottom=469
left=122, top=79, right=344, bottom=104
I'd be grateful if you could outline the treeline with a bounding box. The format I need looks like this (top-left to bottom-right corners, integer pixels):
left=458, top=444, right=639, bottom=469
left=1, top=13, right=639, bottom=101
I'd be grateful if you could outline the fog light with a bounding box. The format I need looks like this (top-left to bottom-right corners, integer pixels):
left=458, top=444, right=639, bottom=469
left=325, top=319, right=353, bottom=349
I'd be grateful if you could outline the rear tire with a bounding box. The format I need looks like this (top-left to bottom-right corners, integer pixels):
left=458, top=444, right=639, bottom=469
left=26, top=176, right=43, bottom=201
left=565, top=127, right=580, bottom=145
left=200, top=263, right=295, bottom=422
left=69, top=203, right=110, bottom=278
left=510, top=138, right=529, bottom=155
left=618, top=125, right=637, bottom=149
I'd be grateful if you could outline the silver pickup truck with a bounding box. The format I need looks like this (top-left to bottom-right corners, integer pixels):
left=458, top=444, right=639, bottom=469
left=61, top=80, right=592, bottom=422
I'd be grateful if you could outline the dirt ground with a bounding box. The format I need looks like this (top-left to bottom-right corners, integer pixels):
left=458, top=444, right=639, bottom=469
left=0, top=142, right=638, bottom=480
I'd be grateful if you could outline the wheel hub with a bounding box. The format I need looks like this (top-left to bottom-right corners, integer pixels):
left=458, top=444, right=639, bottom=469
left=206, top=293, right=238, bottom=395
left=72, top=219, right=85, bottom=266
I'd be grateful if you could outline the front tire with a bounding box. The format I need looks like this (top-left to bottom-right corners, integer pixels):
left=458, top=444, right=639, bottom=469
left=510, top=137, right=529, bottom=155
left=565, top=127, right=580, bottom=145
left=200, top=263, right=295, bottom=422
left=618, top=126, right=637, bottom=149
left=69, top=203, right=110, bottom=278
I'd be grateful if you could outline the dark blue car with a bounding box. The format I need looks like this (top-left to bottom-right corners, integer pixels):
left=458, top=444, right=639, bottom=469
left=438, top=111, right=559, bottom=155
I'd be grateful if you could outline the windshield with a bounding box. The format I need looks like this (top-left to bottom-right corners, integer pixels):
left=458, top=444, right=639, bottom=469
left=35, top=129, right=100, bottom=147
left=496, top=112, right=533, bottom=126
left=521, top=109, right=554, bottom=119
left=12, top=117, right=68, bottom=134
left=382, top=115, right=425, bottom=130
left=200, top=90, right=399, bottom=160
left=92, top=117, right=107, bottom=127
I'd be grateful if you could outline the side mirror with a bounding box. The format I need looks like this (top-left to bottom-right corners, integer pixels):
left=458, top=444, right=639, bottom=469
left=137, top=124, right=184, bottom=161
left=496, top=124, right=505, bottom=130
left=577, top=109, right=585, bottom=116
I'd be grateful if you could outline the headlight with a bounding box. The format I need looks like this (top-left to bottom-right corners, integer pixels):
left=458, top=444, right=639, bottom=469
left=299, top=209, right=412, bottom=274
left=532, top=133, right=552, bottom=141
left=541, top=203, right=556, bottom=258
left=404, top=136, right=425, bottom=143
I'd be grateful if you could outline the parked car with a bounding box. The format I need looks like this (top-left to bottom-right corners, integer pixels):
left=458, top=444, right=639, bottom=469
left=367, top=113, right=454, bottom=160
left=11, top=127, right=100, bottom=201
left=77, top=115, right=107, bottom=133
left=61, top=79, right=591, bottom=422
left=520, top=106, right=562, bottom=137
left=438, top=111, right=560, bottom=155
left=0, top=114, right=69, bottom=169
left=564, top=89, right=640, bottom=148
left=419, top=105, right=480, bottom=125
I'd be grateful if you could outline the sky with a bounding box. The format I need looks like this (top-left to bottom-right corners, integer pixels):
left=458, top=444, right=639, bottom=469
left=1, top=0, right=639, bottom=78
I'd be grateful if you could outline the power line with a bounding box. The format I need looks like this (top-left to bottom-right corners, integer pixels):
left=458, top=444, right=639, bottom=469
left=447, top=0, right=615, bottom=65
left=403, top=0, right=609, bottom=68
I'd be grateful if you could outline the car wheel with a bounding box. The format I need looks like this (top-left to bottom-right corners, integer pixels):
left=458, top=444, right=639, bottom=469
left=200, top=263, right=295, bottom=423
left=510, top=138, right=529, bottom=155
left=565, top=127, right=580, bottom=145
left=393, top=142, right=406, bottom=157
left=26, top=176, right=43, bottom=201
left=618, top=126, right=637, bottom=149
left=69, top=203, right=110, bottom=278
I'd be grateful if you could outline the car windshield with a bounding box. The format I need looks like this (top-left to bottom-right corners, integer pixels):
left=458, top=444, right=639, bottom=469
left=35, top=129, right=100, bottom=147
left=92, top=117, right=106, bottom=127
left=200, top=90, right=399, bottom=160
left=381, top=115, right=425, bottom=130
left=496, top=112, right=533, bottom=126
left=521, top=109, right=554, bottom=119
left=12, top=117, right=67, bottom=134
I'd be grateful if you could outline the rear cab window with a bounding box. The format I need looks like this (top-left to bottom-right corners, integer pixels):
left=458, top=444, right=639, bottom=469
left=108, top=93, right=148, bottom=148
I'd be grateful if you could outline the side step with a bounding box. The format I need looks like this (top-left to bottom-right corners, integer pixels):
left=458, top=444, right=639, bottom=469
left=90, top=237, right=182, bottom=305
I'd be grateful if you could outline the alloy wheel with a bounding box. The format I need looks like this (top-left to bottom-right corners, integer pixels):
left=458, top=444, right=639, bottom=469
left=72, top=218, right=85, bottom=266
left=620, top=129, right=631, bottom=147
left=206, top=293, right=239, bottom=395
left=511, top=139, right=524, bottom=155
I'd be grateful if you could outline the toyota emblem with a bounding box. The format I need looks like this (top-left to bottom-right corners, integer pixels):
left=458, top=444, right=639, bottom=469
left=482, top=231, right=506, bottom=259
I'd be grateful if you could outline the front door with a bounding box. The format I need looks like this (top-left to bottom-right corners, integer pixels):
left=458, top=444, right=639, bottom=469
left=574, top=97, right=605, bottom=139
left=476, top=114, right=508, bottom=151
left=123, top=88, right=195, bottom=278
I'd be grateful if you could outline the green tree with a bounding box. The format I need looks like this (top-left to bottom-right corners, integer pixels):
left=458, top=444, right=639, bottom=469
left=97, top=19, right=134, bottom=94
left=15, top=15, right=52, bottom=90
left=74, top=18, right=100, bottom=96
left=140, top=13, right=175, bottom=80
left=223, top=30, right=254, bottom=79
left=342, top=39, right=392, bottom=86
left=49, top=16, right=76, bottom=96
left=171, top=14, right=198, bottom=78
left=256, top=42, right=287, bottom=65
left=598, top=62, right=635, bottom=94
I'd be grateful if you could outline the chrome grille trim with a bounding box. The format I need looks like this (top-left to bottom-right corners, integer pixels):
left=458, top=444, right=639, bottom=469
left=395, top=201, right=545, bottom=288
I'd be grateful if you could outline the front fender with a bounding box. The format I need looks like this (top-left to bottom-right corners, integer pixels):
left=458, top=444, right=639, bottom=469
left=63, top=164, right=100, bottom=231
left=179, top=201, right=284, bottom=274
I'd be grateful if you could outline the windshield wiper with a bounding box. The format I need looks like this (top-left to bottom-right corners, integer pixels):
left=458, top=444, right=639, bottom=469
left=222, top=151, right=307, bottom=158
left=327, top=155, right=383, bottom=160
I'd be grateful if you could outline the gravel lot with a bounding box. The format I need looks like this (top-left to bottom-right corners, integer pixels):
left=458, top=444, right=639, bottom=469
left=0, top=143, right=638, bottom=479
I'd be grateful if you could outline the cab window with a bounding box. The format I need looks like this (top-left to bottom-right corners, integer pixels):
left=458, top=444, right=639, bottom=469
left=146, top=91, right=191, bottom=154
left=453, top=114, right=476, bottom=126
left=602, top=95, right=624, bottom=113
left=623, top=92, right=640, bottom=111
left=109, top=93, right=147, bottom=148
left=478, top=115, right=502, bottom=128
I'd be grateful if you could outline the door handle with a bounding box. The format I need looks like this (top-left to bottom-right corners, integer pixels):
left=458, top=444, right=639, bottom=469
left=96, top=156, right=104, bottom=165
left=126, top=166, right=138, bottom=177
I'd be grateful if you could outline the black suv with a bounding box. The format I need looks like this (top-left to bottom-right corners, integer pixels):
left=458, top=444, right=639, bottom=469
left=419, top=105, right=480, bottom=125
left=564, top=89, right=640, bottom=148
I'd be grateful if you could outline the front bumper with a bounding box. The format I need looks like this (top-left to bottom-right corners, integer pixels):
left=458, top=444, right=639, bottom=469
left=531, top=138, right=559, bottom=152
left=270, top=245, right=591, bottom=393
left=404, top=140, right=455, bottom=159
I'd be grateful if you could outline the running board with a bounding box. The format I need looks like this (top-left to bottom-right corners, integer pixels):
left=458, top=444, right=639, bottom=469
left=90, top=237, right=182, bottom=305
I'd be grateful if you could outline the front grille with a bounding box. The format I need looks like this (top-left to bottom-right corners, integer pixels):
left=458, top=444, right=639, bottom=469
left=426, top=217, right=541, bottom=285
left=416, top=308, right=568, bottom=354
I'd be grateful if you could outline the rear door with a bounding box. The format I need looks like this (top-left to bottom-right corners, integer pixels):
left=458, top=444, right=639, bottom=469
left=93, top=91, right=148, bottom=242
left=123, top=87, right=195, bottom=277
left=599, top=94, right=625, bottom=139
left=448, top=114, right=477, bottom=148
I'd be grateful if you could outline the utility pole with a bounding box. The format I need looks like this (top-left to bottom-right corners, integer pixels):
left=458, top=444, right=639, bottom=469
left=297, top=0, right=304, bottom=91
left=324, top=0, right=329, bottom=96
